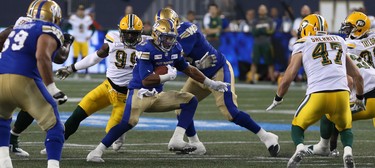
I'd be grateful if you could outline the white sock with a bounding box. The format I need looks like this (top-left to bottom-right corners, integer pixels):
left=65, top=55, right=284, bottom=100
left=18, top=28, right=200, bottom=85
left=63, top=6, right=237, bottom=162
left=317, top=137, right=329, bottom=148
left=47, top=159, right=59, bottom=168
left=95, top=143, right=107, bottom=151
left=256, top=128, right=267, bottom=141
left=343, top=146, right=352, bottom=157
left=188, top=134, right=200, bottom=143
left=172, top=126, right=186, bottom=140
left=10, top=130, right=20, bottom=136
left=0, top=146, right=10, bottom=158
left=296, top=143, right=305, bottom=152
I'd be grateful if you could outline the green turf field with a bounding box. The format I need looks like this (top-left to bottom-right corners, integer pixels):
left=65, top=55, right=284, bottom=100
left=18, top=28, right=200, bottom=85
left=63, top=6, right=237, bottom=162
left=10, top=75, right=375, bottom=168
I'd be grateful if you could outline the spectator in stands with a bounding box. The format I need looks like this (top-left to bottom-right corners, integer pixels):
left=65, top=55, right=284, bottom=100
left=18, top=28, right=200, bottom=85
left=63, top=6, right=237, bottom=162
left=291, top=5, right=310, bottom=37
left=125, top=5, right=133, bottom=15
left=248, top=4, right=275, bottom=84
left=69, top=5, right=94, bottom=79
left=270, top=7, right=282, bottom=32
left=281, top=7, right=293, bottom=33
left=143, top=21, right=152, bottom=36
left=239, top=9, right=255, bottom=33
left=270, top=7, right=287, bottom=74
left=186, top=10, right=200, bottom=29
left=203, top=3, right=222, bottom=49
left=165, top=4, right=174, bottom=9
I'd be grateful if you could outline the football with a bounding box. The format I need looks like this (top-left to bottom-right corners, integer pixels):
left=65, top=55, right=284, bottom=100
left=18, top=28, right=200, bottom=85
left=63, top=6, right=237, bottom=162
left=154, top=65, right=168, bottom=75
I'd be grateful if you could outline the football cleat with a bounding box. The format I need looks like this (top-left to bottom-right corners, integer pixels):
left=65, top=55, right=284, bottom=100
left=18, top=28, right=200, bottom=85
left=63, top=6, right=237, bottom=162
left=112, top=134, right=125, bottom=152
left=0, top=156, right=13, bottom=168
left=329, top=149, right=340, bottom=157
left=86, top=149, right=105, bottom=163
left=40, top=148, right=47, bottom=155
left=168, top=139, right=197, bottom=153
left=287, top=149, right=307, bottom=168
left=343, top=154, right=355, bottom=168
left=9, top=145, right=29, bottom=157
left=176, top=142, right=206, bottom=155
left=306, top=144, right=330, bottom=156
left=261, top=132, right=280, bottom=157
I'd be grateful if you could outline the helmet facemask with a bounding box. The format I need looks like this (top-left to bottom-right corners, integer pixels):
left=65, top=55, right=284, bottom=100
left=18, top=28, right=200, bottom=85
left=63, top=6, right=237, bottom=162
left=120, top=30, right=142, bottom=47
left=340, top=22, right=356, bottom=39
left=156, top=33, right=177, bottom=52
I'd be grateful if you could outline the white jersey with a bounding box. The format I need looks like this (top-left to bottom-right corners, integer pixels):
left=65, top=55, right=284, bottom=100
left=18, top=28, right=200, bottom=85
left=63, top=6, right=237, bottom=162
left=104, top=31, right=150, bottom=87
left=345, top=33, right=375, bottom=68
left=292, top=35, right=349, bottom=95
left=14, top=16, right=32, bottom=26
left=68, top=14, right=93, bottom=42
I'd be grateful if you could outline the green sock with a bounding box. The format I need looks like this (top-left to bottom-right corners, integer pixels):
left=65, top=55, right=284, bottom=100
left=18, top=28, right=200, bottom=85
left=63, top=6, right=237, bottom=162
left=10, top=133, right=18, bottom=147
left=320, top=115, right=334, bottom=139
left=291, top=125, right=305, bottom=146
left=64, top=106, right=88, bottom=140
left=340, top=129, right=353, bottom=147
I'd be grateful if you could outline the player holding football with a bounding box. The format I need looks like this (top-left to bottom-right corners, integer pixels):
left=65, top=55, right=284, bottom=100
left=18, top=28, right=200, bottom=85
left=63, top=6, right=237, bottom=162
left=0, top=1, right=66, bottom=167
left=0, top=1, right=73, bottom=157
left=308, top=12, right=375, bottom=158
left=155, top=8, right=280, bottom=156
left=266, top=14, right=364, bottom=168
left=52, top=14, right=146, bottom=153
left=86, top=19, right=229, bottom=162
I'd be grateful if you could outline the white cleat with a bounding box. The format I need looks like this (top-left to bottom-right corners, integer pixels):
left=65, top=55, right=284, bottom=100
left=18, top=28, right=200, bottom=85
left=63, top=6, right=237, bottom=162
left=306, top=144, right=330, bottom=156
left=86, top=149, right=105, bottom=163
left=287, top=149, right=307, bottom=168
left=40, top=148, right=47, bottom=155
left=9, top=145, right=29, bottom=157
left=329, top=149, right=340, bottom=157
left=112, top=134, right=125, bottom=152
left=262, top=132, right=280, bottom=157
left=343, top=154, right=355, bottom=168
left=168, top=138, right=196, bottom=153
left=0, top=156, right=13, bottom=168
left=188, top=142, right=206, bottom=155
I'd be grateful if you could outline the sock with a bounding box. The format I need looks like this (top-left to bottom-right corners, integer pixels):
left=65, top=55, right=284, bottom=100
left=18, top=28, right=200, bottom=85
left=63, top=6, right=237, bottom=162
left=85, top=68, right=88, bottom=74
left=291, top=125, right=305, bottom=146
left=340, top=129, right=353, bottom=147
left=0, top=118, right=12, bottom=146
left=46, top=121, right=64, bottom=161
left=95, top=143, right=107, bottom=151
left=320, top=115, right=334, bottom=139
left=330, top=127, right=339, bottom=151
left=177, top=97, right=198, bottom=129
left=296, top=143, right=305, bottom=152
left=10, top=130, right=19, bottom=147
left=64, top=106, right=88, bottom=140
left=171, top=126, right=186, bottom=141
left=47, top=159, right=59, bottom=168
left=102, top=123, right=133, bottom=147
left=13, top=110, right=34, bottom=134
left=343, top=146, right=353, bottom=157
left=0, top=146, right=10, bottom=158
left=73, top=57, right=78, bottom=64
left=185, top=121, right=197, bottom=137
left=232, top=111, right=261, bottom=134
left=256, top=128, right=268, bottom=141
left=187, top=134, right=200, bottom=143
left=317, top=137, right=329, bottom=148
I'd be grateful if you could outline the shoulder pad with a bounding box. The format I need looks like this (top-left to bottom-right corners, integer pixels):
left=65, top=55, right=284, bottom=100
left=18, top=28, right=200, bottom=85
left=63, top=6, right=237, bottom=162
left=105, top=31, right=119, bottom=43
left=42, top=24, right=63, bottom=46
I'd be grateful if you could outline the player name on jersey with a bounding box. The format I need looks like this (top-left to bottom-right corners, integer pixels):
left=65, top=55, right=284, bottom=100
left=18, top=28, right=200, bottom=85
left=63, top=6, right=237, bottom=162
left=310, top=36, right=340, bottom=42
left=361, top=37, right=375, bottom=48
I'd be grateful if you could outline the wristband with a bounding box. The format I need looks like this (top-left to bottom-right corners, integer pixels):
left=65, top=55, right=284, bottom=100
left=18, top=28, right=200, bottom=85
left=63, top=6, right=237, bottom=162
left=46, top=82, right=60, bottom=95
left=275, top=94, right=283, bottom=101
left=71, top=64, right=77, bottom=72
left=356, top=94, right=364, bottom=100
left=159, top=74, right=170, bottom=83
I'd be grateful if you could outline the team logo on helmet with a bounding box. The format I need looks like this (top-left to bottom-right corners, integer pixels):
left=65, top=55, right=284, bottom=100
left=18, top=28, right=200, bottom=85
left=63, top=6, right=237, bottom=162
left=356, top=20, right=366, bottom=27
left=301, top=20, right=309, bottom=28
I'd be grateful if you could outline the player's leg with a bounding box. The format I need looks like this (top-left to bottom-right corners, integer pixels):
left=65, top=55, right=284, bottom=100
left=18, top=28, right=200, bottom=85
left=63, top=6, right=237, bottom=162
left=81, top=41, right=90, bottom=79
left=9, top=110, right=33, bottom=157
left=248, top=44, right=261, bottom=83
left=263, top=44, right=275, bottom=83
left=87, top=89, right=148, bottom=162
left=64, top=80, right=111, bottom=140
left=176, top=77, right=211, bottom=154
left=148, top=91, right=198, bottom=152
left=352, top=98, right=375, bottom=121
left=306, top=115, right=333, bottom=156
left=288, top=93, right=326, bottom=167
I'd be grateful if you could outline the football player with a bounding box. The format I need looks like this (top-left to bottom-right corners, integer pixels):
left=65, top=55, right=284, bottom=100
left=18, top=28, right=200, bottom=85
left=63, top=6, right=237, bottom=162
left=155, top=8, right=280, bottom=156
left=0, top=0, right=66, bottom=167
left=86, top=19, right=229, bottom=162
left=308, top=12, right=375, bottom=157
left=52, top=14, right=145, bottom=153
left=266, top=14, right=364, bottom=168
left=0, top=1, right=73, bottom=157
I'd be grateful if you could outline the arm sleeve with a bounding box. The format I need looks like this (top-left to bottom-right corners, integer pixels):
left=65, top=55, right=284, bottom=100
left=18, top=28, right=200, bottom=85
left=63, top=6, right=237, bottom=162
left=74, top=51, right=104, bottom=70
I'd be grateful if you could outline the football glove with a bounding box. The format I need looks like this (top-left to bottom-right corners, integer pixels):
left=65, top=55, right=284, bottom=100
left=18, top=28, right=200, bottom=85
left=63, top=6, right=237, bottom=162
left=56, top=64, right=76, bottom=80
left=266, top=94, right=283, bottom=111
left=63, top=33, right=74, bottom=46
left=159, top=65, right=177, bottom=83
left=350, top=94, right=366, bottom=112
left=203, top=78, right=229, bottom=92
left=46, top=83, right=68, bottom=105
left=195, top=52, right=217, bottom=70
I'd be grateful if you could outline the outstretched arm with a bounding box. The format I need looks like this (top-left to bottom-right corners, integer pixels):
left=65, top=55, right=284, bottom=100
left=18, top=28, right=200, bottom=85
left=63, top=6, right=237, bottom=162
left=277, top=53, right=303, bottom=97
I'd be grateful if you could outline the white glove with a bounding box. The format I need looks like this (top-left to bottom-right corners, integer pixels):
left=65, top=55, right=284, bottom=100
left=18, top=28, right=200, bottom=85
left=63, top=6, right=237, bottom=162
left=137, top=88, right=158, bottom=99
left=107, top=42, right=125, bottom=53
left=195, top=52, right=217, bottom=70
left=159, top=65, right=177, bottom=83
left=203, top=78, right=229, bottom=92
left=55, top=64, right=75, bottom=80
left=266, top=94, right=283, bottom=111
left=350, top=95, right=366, bottom=113
left=46, top=82, right=68, bottom=105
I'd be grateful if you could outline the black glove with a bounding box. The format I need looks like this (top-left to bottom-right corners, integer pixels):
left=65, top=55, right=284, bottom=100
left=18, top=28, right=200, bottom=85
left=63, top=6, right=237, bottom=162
left=63, top=33, right=75, bottom=46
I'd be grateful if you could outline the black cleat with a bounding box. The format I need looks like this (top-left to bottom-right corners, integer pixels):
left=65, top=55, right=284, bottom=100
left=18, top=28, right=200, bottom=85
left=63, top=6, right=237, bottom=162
left=268, top=144, right=280, bottom=157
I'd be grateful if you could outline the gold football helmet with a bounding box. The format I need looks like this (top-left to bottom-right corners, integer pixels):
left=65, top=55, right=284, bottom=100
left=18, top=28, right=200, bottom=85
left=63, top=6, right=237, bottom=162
left=26, top=0, right=62, bottom=25
left=152, top=19, right=178, bottom=52
left=119, top=14, right=143, bottom=46
left=340, top=12, right=371, bottom=39
left=298, top=14, right=328, bottom=38
left=155, top=8, right=180, bottom=27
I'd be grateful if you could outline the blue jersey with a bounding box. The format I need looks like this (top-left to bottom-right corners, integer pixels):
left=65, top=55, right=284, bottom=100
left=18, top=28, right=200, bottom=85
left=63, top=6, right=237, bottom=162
left=0, top=20, right=63, bottom=81
left=178, top=22, right=226, bottom=78
left=129, top=39, right=188, bottom=92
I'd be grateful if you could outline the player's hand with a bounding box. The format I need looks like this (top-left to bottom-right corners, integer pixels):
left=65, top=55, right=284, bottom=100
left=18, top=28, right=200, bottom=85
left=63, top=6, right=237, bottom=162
left=195, top=52, right=217, bottom=70
left=165, top=65, right=177, bottom=81
left=56, top=64, right=75, bottom=80
left=351, top=95, right=366, bottom=112
left=46, top=83, right=68, bottom=105
left=63, top=33, right=74, bottom=46
left=203, top=78, right=229, bottom=92
left=266, top=94, right=283, bottom=111
left=107, top=42, right=125, bottom=53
